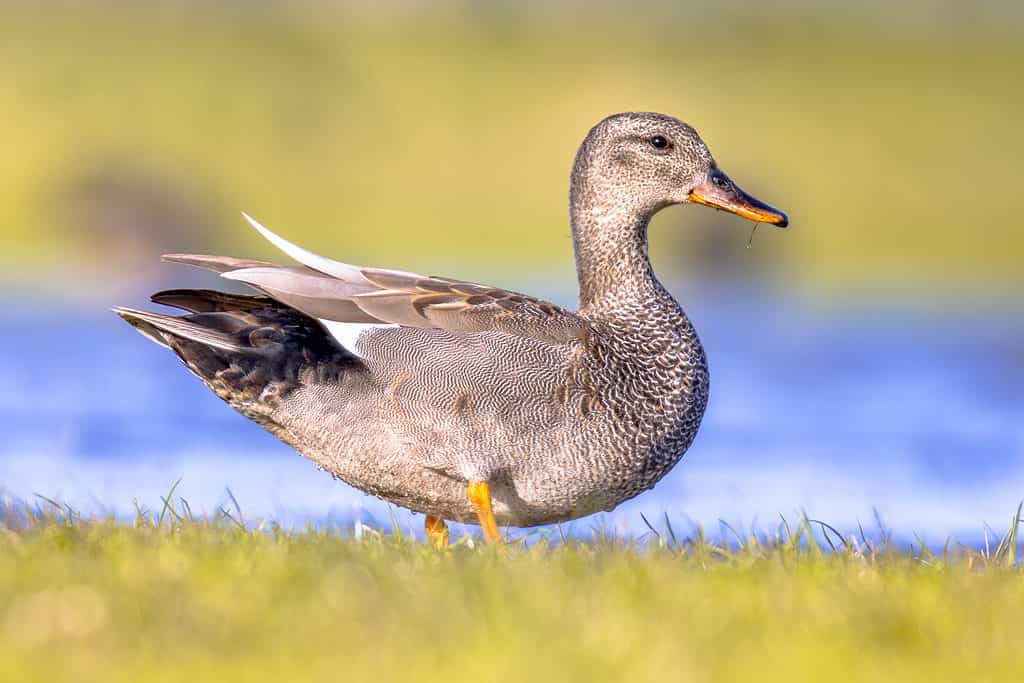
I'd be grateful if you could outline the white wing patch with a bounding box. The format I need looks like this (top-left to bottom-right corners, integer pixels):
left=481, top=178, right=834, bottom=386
left=320, top=320, right=395, bottom=357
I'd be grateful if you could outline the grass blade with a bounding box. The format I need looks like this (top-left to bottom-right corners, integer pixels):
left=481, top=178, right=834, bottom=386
left=157, top=478, right=183, bottom=529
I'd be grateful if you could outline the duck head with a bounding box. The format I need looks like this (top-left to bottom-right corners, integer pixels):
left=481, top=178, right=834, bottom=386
left=572, top=112, right=788, bottom=227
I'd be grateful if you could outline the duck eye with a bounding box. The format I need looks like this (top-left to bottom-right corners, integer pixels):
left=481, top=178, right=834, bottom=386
left=649, top=135, right=669, bottom=149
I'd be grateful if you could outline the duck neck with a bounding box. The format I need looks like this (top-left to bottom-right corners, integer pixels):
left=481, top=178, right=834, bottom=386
left=570, top=183, right=674, bottom=321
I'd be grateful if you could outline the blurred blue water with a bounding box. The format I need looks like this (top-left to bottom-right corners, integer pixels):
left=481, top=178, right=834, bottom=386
left=2, top=286, right=1022, bottom=544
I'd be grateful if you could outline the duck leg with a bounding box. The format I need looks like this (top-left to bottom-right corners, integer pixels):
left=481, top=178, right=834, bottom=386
left=425, top=515, right=450, bottom=549
left=467, top=481, right=503, bottom=544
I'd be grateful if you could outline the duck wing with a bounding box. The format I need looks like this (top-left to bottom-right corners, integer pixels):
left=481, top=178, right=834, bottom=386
left=165, top=213, right=588, bottom=346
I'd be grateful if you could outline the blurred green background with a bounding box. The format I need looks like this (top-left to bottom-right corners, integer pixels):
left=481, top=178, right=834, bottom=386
left=3, top=1, right=1022, bottom=303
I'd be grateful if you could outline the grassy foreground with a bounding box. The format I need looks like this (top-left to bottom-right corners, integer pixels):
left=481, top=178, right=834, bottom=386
left=1, top=502, right=1022, bottom=683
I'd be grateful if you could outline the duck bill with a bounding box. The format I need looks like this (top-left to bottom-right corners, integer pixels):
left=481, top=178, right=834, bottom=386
left=689, top=171, right=789, bottom=227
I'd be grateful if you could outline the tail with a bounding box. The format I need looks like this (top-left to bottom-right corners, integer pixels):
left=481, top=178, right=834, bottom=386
left=115, top=289, right=360, bottom=422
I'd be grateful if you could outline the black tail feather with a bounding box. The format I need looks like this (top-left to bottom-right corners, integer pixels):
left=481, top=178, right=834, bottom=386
left=151, top=288, right=276, bottom=314
left=115, top=289, right=360, bottom=418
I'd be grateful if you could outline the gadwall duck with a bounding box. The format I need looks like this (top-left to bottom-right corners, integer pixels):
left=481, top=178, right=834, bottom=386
left=116, top=112, right=787, bottom=545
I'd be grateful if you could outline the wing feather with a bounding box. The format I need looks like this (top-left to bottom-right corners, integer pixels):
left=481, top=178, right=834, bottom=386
left=221, top=266, right=381, bottom=323
left=162, top=214, right=590, bottom=345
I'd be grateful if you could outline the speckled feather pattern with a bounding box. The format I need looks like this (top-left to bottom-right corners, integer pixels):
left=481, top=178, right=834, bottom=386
left=117, top=113, right=722, bottom=527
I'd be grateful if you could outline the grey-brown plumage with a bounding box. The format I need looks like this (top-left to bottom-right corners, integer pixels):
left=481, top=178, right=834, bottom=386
left=115, top=112, right=788, bottom=529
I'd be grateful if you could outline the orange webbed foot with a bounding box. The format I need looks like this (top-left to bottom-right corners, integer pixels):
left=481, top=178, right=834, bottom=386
left=425, top=514, right=450, bottom=550
left=467, top=481, right=504, bottom=545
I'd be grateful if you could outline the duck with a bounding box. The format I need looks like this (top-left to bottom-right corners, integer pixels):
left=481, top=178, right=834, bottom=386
left=115, top=112, right=787, bottom=546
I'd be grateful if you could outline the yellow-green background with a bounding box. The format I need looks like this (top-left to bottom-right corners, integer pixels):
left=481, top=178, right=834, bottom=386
left=3, top=1, right=1022, bottom=302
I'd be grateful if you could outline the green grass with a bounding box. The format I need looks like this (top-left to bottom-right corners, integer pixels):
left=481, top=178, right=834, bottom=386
left=2, top=498, right=1022, bottom=682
